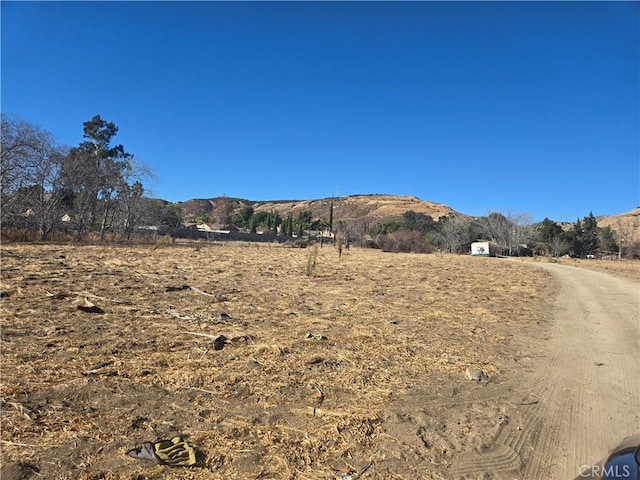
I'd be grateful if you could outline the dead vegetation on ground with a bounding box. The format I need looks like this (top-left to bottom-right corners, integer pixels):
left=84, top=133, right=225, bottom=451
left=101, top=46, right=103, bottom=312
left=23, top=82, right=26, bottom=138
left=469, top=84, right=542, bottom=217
left=1, top=242, right=557, bottom=479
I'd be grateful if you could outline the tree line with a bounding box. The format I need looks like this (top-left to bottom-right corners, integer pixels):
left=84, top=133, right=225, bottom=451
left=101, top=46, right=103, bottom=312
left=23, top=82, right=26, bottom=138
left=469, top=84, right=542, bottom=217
left=1, top=114, right=155, bottom=241
left=2, top=114, right=636, bottom=258
left=366, top=210, right=635, bottom=258
left=1, top=113, right=333, bottom=244
left=188, top=203, right=634, bottom=259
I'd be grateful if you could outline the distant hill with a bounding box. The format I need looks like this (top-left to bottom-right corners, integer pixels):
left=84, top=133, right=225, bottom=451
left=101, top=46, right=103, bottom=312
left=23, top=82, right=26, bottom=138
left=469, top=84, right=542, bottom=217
left=596, top=207, right=640, bottom=244
left=173, top=194, right=639, bottom=241
left=252, top=194, right=465, bottom=224
left=177, top=194, right=465, bottom=227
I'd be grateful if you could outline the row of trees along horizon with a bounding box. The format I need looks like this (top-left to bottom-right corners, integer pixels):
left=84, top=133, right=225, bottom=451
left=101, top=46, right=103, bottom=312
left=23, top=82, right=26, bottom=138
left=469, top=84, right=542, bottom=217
left=2, top=114, right=638, bottom=258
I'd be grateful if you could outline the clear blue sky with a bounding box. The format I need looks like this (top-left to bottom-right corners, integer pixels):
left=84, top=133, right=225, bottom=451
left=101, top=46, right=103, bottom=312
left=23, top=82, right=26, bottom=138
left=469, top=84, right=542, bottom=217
left=2, top=1, right=638, bottom=222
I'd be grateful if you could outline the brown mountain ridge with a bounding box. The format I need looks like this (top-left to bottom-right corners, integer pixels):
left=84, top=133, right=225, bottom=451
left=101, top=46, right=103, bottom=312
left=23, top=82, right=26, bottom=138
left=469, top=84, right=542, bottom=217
left=178, top=194, right=464, bottom=227
left=175, top=194, right=639, bottom=241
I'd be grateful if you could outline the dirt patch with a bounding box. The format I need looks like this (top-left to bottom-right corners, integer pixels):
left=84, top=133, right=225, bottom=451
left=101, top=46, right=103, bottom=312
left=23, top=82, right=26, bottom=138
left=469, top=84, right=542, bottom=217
left=2, top=243, right=556, bottom=479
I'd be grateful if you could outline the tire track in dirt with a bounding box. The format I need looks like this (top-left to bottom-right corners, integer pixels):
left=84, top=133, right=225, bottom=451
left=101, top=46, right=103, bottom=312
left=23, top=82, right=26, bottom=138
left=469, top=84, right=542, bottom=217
left=448, top=444, right=521, bottom=476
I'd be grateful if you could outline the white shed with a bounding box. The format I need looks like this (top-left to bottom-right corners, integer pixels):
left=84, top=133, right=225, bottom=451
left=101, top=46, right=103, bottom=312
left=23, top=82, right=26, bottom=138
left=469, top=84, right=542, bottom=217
left=471, top=241, right=499, bottom=257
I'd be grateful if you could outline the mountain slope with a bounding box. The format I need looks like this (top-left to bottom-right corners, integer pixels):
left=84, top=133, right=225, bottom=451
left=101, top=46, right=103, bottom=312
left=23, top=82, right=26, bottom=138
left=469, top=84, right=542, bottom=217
left=178, top=194, right=464, bottom=226
left=175, top=194, right=639, bottom=242
left=597, top=207, right=640, bottom=243
left=252, top=194, right=463, bottom=224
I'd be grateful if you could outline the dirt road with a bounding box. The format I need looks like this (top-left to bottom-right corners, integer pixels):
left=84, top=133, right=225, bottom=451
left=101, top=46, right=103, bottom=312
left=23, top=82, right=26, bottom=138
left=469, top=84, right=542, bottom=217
left=524, top=262, right=639, bottom=478
left=349, top=260, right=639, bottom=480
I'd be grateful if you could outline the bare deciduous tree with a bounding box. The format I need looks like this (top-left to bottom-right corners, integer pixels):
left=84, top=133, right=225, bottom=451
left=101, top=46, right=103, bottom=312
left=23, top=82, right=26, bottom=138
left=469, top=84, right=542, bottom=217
left=1, top=114, right=68, bottom=240
left=608, top=216, right=639, bottom=259
left=436, top=215, right=467, bottom=253
left=478, top=211, right=533, bottom=256
left=549, top=235, right=569, bottom=257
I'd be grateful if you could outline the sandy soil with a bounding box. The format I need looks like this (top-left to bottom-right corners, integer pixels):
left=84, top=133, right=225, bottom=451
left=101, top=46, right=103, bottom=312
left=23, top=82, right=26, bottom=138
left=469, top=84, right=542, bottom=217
left=522, top=262, right=639, bottom=479
left=1, top=243, right=638, bottom=480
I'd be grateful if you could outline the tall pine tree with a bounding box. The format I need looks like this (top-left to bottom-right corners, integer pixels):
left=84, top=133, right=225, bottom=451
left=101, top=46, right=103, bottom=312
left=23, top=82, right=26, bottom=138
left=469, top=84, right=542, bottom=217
left=582, top=212, right=599, bottom=255
left=329, top=200, right=334, bottom=233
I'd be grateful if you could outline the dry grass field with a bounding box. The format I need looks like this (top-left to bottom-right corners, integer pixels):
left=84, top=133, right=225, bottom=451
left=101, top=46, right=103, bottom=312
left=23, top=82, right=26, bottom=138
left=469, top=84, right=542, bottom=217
left=516, top=255, right=640, bottom=283
left=3, top=242, right=634, bottom=479
left=553, top=257, right=640, bottom=282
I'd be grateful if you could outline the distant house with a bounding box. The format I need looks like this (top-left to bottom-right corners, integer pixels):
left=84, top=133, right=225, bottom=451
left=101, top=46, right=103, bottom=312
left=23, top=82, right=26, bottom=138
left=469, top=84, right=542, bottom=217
left=471, top=240, right=501, bottom=257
